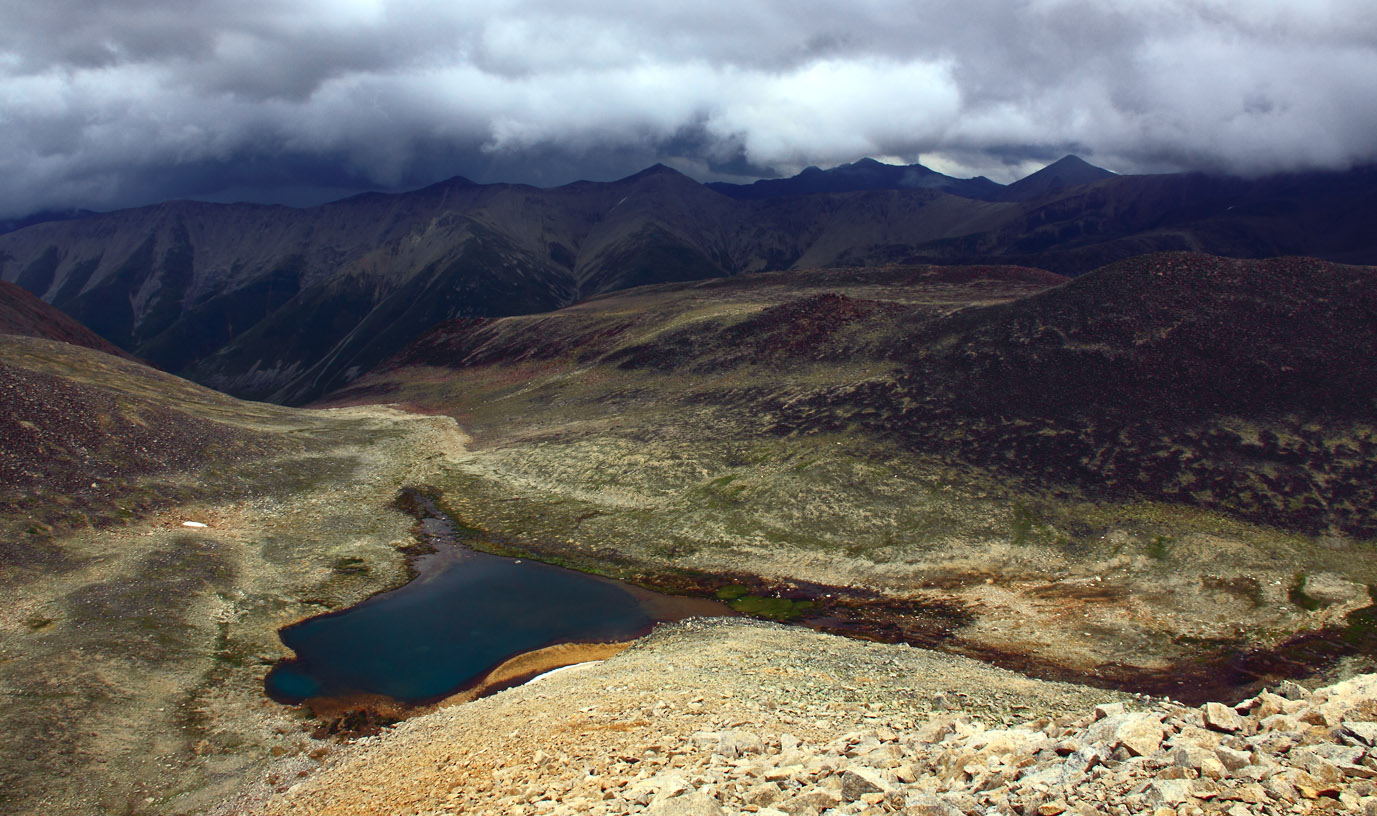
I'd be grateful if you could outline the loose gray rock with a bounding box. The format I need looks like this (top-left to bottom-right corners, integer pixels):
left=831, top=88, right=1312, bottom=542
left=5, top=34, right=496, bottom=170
left=715, top=729, right=764, bottom=758
left=1309, top=743, right=1365, bottom=765
left=1277, top=680, right=1309, bottom=700
left=1346, top=721, right=1377, bottom=746
left=839, top=766, right=892, bottom=801
left=646, top=792, right=726, bottom=816
left=904, top=796, right=965, bottom=816
left=1215, top=745, right=1252, bottom=772
left=1144, top=779, right=1192, bottom=807
left=779, top=789, right=843, bottom=814
left=1115, top=714, right=1166, bottom=757
left=1203, top=701, right=1245, bottom=733
left=689, top=731, right=721, bottom=750
left=646, top=771, right=690, bottom=805
left=1094, top=702, right=1125, bottom=721
left=1172, top=745, right=1211, bottom=770
left=1300, top=572, right=1365, bottom=606
left=743, top=782, right=783, bottom=807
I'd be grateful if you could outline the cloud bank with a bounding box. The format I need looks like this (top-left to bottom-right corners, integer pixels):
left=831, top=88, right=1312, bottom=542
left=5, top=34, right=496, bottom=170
left=1, top=0, right=1375, bottom=216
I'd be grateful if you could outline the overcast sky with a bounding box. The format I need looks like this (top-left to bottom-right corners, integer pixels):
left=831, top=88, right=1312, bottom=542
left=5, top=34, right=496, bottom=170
left=2, top=0, right=1375, bottom=217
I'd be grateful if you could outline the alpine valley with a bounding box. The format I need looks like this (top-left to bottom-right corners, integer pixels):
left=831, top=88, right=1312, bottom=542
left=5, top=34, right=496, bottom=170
left=3, top=156, right=1377, bottom=816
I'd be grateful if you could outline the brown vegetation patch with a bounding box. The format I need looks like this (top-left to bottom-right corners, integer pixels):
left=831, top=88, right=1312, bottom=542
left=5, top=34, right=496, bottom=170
left=0, top=361, right=277, bottom=494
left=774, top=253, right=1377, bottom=536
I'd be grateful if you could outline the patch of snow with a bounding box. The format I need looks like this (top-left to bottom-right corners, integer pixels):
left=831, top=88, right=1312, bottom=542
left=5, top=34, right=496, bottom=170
left=525, top=661, right=603, bottom=685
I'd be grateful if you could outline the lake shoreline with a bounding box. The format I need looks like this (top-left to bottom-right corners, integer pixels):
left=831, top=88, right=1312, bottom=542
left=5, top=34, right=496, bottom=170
left=299, top=640, right=635, bottom=733
left=264, top=488, right=730, bottom=722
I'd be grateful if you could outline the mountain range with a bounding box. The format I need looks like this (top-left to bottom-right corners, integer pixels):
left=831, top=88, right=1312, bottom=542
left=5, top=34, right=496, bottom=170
left=1, top=156, right=1374, bottom=404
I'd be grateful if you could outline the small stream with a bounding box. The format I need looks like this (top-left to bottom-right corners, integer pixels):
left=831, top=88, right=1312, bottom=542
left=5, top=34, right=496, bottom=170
left=265, top=491, right=727, bottom=706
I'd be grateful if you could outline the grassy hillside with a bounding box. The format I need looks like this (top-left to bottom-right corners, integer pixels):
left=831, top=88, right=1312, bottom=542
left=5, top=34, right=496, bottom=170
left=0, top=336, right=472, bottom=815
left=324, top=254, right=1377, bottom=698
left=785, top=254, right=1377, bottom=537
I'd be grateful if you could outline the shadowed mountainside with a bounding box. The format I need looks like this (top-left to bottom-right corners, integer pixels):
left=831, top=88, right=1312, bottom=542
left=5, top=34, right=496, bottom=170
left=0, top=280, right=137, bottom=360
left=775, top=254, right=1377, bottom=537
left=2, top=160, right=1374, bottom=405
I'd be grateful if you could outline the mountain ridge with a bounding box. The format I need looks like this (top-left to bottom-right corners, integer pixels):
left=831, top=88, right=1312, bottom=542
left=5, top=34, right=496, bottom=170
left=2, top=160, right=1375, bottom=404
left=707, top=156, right=1006, bottom=200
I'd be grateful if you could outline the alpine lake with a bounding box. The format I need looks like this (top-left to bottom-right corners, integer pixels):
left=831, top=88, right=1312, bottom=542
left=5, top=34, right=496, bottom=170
left=266, top=492, right=728, bottom=707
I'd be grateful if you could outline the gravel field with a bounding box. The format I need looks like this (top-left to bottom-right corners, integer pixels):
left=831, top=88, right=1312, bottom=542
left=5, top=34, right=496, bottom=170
left=236, top=618, right=1131, bottom=815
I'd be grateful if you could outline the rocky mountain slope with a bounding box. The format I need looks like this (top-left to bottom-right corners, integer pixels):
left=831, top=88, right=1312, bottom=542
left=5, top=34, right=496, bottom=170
left=321, top=253, right=1377, bottom=699
left=0, top=338, right=281, bottom=564
left=240, top=619, right=1377, bottom=816
left=1, top=160, right=1373, bottom=405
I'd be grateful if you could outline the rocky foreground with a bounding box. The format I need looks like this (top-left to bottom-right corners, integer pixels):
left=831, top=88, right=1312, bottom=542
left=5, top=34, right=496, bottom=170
left=231, top=619, right=1377, bottom=816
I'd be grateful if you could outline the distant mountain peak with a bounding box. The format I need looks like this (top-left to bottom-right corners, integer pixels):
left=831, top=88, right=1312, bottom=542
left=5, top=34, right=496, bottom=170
left=620, top=163, right=688, bottom=182
left=1000, top=155, right=1117, bottom=202
left=1047, top=155, right=1114, bottom=173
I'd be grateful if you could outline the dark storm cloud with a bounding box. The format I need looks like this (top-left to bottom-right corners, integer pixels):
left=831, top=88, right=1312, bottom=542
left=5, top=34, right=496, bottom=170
left=1, top=0, right=1375, bottom=216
